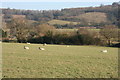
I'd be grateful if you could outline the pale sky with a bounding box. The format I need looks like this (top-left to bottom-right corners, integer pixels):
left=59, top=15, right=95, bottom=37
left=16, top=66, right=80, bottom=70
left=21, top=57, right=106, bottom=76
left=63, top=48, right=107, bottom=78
left=1, top=0, right=120, bottom=2
left=0, top=0, right=119, bottom=10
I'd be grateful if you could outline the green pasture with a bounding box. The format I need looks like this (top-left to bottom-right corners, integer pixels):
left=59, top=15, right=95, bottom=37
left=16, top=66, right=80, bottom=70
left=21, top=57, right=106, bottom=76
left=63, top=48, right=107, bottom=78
left=2, top=43, right=118, bottom=78
left=48, top=19, right=78, bottom=25
left=55, top=29, right=100, bottom=33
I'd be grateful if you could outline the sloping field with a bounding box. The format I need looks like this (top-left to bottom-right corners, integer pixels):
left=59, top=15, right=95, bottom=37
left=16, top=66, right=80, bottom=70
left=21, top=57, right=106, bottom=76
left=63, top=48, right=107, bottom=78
left=12, top=15, right=26, bottom=19
left=76, top=12, right=108, bottom=23
left=2, top=43, right=118, bottom=78
left=48, top=19, right=78, bottom=25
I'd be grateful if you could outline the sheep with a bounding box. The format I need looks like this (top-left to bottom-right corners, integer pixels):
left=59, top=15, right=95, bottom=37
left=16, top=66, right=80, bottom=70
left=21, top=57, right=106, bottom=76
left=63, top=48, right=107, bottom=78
left=101, top=50, right=107, bottom=53
left=27, top=42, right=31, bottom=44
left=39, top=47, right=45, bottom=50
left=0, top=41, right=1, bottom=43
left=43, top=43, right=47, bottom=46
left=67, top=46, right=69, bottom=47
left=24, top=46, right=29, bottom=49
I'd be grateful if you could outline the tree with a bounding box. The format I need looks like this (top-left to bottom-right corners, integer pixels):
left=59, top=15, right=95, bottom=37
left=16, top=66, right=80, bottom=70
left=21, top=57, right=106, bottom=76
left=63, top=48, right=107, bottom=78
left=0, top=29, right=7, bottom=38
left=44, top=30, right=54, bottom=44
left=36, top=24, right=55, bottom=36
left=100, top=25, right=118, bottom=46
left=7, top=18, right=29, bottom=42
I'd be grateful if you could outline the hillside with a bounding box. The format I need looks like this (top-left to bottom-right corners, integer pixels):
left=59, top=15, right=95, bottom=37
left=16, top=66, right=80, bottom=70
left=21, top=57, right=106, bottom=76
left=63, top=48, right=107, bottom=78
left=2, top=2, right=119, bottom=28
left=75, top=12, right=108, bottom=23
left=12, top=15, right=26, bottom=19
left=47, top=19, right=78, bottom=25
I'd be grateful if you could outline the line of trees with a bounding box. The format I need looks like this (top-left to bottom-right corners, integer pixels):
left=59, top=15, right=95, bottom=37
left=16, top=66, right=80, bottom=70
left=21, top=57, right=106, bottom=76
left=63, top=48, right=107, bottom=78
left=28, top=30, right=103, bottom=45
left=2, top=18, right=119, bottom=46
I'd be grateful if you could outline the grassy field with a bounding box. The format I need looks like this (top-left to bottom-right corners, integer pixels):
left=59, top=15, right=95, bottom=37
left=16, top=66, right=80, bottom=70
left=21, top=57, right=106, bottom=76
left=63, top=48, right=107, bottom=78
left=48, top=19, right=78, bottom=25
left=2, top=43, right=118, bottom=78
left=75, top=12, right=108, bottom=23
left=55, top=29, right=100, bottom=34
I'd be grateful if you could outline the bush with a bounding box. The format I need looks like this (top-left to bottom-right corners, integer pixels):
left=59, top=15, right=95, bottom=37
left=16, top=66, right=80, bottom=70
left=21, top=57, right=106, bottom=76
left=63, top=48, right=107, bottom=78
left=27, top=30, right=104, bottom=46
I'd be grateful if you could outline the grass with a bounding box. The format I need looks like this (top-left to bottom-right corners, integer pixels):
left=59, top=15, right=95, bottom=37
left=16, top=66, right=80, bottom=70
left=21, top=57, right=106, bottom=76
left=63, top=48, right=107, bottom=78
left=47, top=19, right=78, bottom=25
left=55, top=29, right=77, bottom=33
left=2, top=43, right=118, bottom=78
left=55, top=29, right=100, bottom=34
left=76, top=12, right=108, bottom=23
left=88, top=29, right=100, bottom=31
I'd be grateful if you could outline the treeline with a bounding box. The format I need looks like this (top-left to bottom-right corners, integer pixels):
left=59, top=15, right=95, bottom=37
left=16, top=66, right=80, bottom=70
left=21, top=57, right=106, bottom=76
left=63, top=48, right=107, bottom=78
left=28, top=30, right=103, bottom=45
left=2, top=18, right=119, bottom=46
left=53, top=23, right=105, bottom=29
left=2, top=2, right=120, bottom=28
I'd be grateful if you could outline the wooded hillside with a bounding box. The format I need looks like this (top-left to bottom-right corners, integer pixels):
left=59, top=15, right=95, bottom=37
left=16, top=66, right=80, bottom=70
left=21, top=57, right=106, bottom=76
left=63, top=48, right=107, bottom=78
left=2, top=2, right=120, bottom=28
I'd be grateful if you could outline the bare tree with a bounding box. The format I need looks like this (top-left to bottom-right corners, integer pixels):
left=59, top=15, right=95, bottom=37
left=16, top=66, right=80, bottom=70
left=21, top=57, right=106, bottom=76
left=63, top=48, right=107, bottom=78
left=100, top=25, right=118, bottom=46
left=7, top=18, right=29, bottom=42
left=36, top=24, right=55, bottom=36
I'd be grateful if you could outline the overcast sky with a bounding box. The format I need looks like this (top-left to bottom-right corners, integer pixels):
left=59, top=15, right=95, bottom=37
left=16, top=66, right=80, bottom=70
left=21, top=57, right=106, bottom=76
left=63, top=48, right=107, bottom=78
left=1, top=0, right=119, bottom=10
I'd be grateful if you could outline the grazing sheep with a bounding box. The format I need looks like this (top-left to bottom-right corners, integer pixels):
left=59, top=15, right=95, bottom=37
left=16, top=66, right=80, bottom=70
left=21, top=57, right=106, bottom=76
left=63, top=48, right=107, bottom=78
left=43, top=43, right=47, bottom=46
left=101, top=50, right=107, bottom=53
left=24, top=46, right=29, bottom=49
left=39, top=47, right=45, bottom=50
left=67, top=46, right=69, bottom=47
left=27, top=42, right=30, bottom=44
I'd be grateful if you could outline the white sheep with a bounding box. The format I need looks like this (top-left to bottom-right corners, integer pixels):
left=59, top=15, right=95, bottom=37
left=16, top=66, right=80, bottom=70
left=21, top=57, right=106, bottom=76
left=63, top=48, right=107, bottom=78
left=24, top=46, right=29, bottom=49
left=39, top=47, right=45, bottom=50
left=67, top=46, right=69, bottom=47
left=27, top=42, right=31, bottom=44
left=43, top=43, right=47, bottom=46
left=101, top=50, right=107, bottom=53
